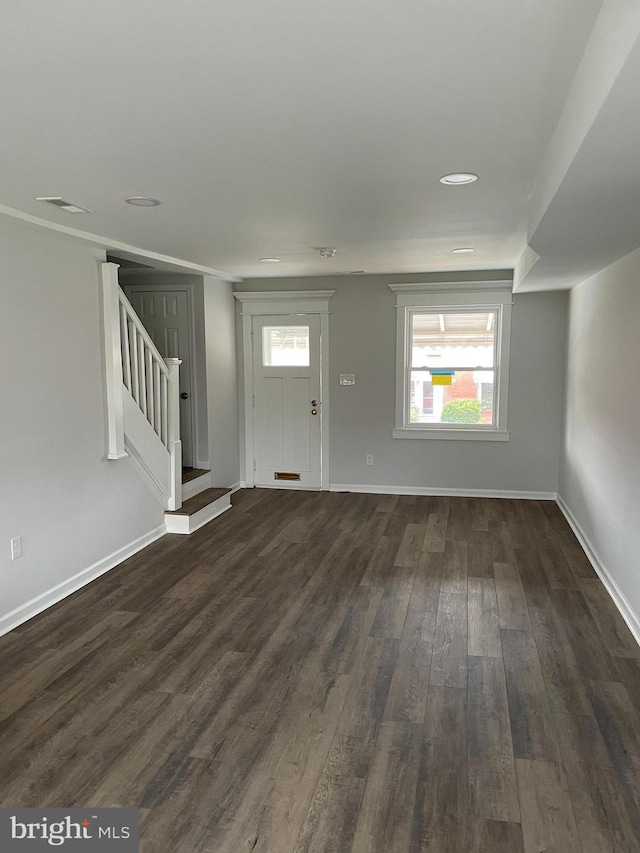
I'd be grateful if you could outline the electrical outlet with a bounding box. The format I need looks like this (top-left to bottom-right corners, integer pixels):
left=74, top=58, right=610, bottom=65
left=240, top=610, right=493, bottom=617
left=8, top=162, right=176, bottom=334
left=366, top=454, right=374, bottom=466
left=10, top=536, right=22, bottom=560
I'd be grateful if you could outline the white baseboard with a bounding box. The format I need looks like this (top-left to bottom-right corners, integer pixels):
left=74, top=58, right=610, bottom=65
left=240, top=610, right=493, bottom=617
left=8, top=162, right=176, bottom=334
left=0, top=524, right=167, bottom=639
left=229, top=481, right=243, bottom=494
left=329, top=483, right=557, bottom=500
left=557, top=495, right=640, bottom=648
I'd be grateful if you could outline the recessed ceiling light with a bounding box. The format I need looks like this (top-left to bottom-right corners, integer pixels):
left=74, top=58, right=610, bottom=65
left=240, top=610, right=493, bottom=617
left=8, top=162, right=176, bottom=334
left=440, top=173, right=478, bottom=185
left=314, top=247, right=337, bottom=258
left=125, top=196, right=162, bottom=207
left=452, top=247, right=475, bottom=254
left=259, top=257, right=281, bottom=263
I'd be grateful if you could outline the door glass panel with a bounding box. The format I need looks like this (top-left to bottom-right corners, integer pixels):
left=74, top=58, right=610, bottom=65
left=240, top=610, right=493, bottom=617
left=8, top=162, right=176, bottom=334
left=262, top=326, right=310, bottom=366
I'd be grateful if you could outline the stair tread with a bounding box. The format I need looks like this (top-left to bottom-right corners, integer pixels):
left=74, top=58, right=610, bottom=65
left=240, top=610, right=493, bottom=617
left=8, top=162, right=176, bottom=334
left=182, top=467, right=211, bottom=484
left=166, top=488, right=231, bottom=516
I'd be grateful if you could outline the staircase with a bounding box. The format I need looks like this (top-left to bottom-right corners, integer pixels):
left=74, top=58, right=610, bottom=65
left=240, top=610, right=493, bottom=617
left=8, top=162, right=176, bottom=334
left=101, top=262, right=232, bottom=534
left=166, top=468, right=231, bottom=534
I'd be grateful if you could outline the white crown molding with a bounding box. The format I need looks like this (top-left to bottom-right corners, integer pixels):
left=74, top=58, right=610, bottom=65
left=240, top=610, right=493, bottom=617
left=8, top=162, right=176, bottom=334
left=0, top=202, right=241, bottom=280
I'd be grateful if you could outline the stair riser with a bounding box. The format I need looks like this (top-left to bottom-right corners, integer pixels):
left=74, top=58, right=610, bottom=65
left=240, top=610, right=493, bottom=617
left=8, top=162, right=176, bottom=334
left=165, top=495, right=231, bottom=534
left=182, top=472, right=211, bottom=500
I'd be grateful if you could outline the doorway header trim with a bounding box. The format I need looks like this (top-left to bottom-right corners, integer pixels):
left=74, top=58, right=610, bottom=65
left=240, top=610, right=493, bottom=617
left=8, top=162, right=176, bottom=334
left=234, top=290, right=335, bottom=316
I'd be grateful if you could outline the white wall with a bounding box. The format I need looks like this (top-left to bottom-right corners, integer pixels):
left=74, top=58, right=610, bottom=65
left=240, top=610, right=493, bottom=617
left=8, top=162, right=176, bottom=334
left=203, top=278, right=240, bottom=487
left=0, top=218, right=165, bottom=634
left=559, top=246, right=640, bottom=630
left=235, top=272, right=567, bottom=495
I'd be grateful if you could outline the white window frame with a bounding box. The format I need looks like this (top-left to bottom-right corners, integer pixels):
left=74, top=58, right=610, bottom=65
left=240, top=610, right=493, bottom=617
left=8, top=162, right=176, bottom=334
left=389, top=282, right=512, bottom=441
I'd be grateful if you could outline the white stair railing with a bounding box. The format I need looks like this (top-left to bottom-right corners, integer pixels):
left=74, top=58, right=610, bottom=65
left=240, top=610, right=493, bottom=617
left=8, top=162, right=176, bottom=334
left=101, top=262, right=182, bottom=510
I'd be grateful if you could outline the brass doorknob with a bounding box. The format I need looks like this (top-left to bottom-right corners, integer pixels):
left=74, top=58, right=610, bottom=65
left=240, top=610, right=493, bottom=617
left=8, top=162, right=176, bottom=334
left=311, top=408, right=318, bottom=416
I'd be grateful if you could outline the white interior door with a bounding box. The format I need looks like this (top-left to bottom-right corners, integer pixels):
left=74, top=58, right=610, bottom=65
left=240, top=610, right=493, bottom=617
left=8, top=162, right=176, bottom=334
left=252, top=314, right=322, bottom=489
left=125, top=288, right=194, bottom=467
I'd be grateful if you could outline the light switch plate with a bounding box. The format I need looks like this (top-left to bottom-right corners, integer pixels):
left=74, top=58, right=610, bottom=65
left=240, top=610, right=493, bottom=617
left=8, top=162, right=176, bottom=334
left=339, top=374, right=356, bottom=385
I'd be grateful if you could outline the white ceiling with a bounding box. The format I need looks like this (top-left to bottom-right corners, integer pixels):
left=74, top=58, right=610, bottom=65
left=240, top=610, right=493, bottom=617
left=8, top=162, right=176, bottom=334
left=0, top=0, right=620, bottom=281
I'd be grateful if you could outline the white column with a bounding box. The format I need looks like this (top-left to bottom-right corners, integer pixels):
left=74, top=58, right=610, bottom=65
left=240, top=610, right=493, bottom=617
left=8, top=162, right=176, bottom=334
left=101, top=262, right=127, bottom=459
left=166, top=357, right=183, bottom=510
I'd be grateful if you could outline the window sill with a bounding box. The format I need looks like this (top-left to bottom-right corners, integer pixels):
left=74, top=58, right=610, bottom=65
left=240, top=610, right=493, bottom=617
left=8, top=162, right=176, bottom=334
left=392, top=428, right=510, bottom=442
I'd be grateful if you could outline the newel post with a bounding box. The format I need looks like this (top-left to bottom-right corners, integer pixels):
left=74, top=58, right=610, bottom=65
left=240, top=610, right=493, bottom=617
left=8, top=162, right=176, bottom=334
left=166, top=357, right=183, bottom=510
left=101, top=262, right=127, bottom=460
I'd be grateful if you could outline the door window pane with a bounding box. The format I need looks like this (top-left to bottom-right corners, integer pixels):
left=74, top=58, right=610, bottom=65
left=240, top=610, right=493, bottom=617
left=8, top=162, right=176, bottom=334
left=262, top=326, right=310, bottom=366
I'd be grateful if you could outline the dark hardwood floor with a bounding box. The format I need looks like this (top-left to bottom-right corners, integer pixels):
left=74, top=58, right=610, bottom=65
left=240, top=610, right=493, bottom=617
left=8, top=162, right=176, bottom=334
left=1, top=489, right=639, bottom=852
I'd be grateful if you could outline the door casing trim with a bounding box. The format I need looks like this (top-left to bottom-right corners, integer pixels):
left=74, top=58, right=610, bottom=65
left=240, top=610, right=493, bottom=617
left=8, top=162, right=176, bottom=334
left=235, top=291, right=334, bottom=490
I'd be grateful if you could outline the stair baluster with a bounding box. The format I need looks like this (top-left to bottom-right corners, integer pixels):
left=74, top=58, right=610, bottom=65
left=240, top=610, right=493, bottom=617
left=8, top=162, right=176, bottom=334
left=101, top=262, right=182, bottom=510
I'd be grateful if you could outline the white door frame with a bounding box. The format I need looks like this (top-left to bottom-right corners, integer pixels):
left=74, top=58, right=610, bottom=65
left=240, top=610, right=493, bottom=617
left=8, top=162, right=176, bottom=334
left=122, top=279, right=202, bottom=468
left=234, top=290, right=334, bottom=490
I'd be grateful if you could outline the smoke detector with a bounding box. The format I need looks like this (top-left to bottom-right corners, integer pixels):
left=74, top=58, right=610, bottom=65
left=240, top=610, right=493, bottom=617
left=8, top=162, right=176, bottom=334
left=315, top=247, right=337, bottom=258
left=36, top=197, right=94, bottom=214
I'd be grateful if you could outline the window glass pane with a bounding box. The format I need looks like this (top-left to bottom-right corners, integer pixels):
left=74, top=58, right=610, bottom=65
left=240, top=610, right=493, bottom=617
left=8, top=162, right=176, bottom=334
left=262, top=326, right=310, bottom=366
left=409, top=369, right=494, bottom=425
left=411, top=311, right=495, bottom=369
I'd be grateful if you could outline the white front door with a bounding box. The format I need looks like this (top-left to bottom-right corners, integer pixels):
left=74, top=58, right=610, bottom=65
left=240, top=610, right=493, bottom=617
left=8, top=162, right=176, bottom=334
left=252, top=314, right=322, bottom=489
left=125, top=288, right=194, bottom=467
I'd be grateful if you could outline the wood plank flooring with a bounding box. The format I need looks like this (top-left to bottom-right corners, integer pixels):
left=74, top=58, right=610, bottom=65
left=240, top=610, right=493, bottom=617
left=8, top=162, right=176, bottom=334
left=1, top=490, right=639, bottom=852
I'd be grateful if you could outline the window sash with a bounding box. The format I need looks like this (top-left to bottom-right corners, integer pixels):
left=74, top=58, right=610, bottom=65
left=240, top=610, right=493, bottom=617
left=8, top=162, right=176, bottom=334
left=408, top=308, right=498, bottom=369
left=409, top=365, right=496, bottom=372
left=390, top=283, right=512, bottom=441
left=403, top=306, right=502, bottom=430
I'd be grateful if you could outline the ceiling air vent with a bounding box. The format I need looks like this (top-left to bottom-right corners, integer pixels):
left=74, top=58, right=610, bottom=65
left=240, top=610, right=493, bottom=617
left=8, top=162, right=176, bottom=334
left=36, top=197, right=94, bottom=214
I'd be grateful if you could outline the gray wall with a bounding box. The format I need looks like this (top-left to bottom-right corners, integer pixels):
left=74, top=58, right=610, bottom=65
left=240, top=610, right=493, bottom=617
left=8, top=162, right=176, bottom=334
left=235, top=272, right=568, bottom=494
left=559, top=246, right=640, bottom=622
left=204, top=278, right=240, bottom=487
left=0, top=217, right=165, bottom=631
